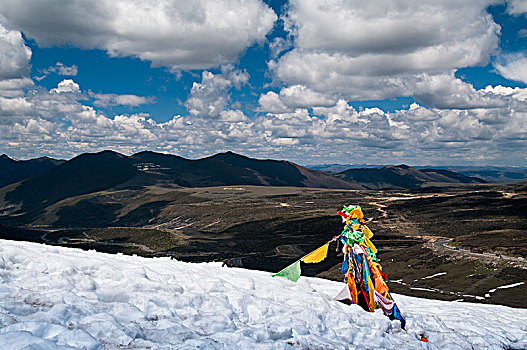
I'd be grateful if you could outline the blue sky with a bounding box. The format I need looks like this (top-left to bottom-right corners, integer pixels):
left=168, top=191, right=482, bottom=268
left=0, top=0, right=526, bottom=166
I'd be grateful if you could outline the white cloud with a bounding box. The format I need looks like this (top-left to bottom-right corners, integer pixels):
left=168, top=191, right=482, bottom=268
left=506, top=0, right=527, bottom=16
left=401, top=103, right=441, bottom=122
left=0, top=95, right=32, bottom=117
left=312, top=99, right=359, bottom=123
left=261, top=72, right=510, bottom=112
left=0, top=23, right=34, bottom=98
left=253, top=81, right=527, bottom=164
left=185, top=71, right=231, bottom=118
left=483, top=85, right=527, bottom=101
left=283, top=0, right=500, bottom=65
left=269, top=37, right=292, bottom=59
left=494, top=53, right=527, bottom=84
left=0, top=0, right=277, bottom=71
left=259, top=85, right=337, bottom=113
left=0, top=61, right=525, bottom=166
left=258, top=91, right=290, bottom=114
left=51, top=79, right=81, bottom=94
left=41, top=62, right=78, bottom=77
left=89, top=92, right=154, bottom=107
left=278, top=85, right=337, bottom=109
left=273, top=0, right=501, bottom=104
left=220, top=65, right=249, bottom=88
left=219, top=109, right=248, bottom=122
left=412, top=72, right=509, bottom=109
left=1, top=81, right=527, bottom=165
left=185, top=67, right=249, bottom=118
left=0, top=77, right=33, bottom=98
left=0, top=22, right=31, bottom=80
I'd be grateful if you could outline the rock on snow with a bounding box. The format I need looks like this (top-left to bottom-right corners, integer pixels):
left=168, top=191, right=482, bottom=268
left=0, top=239, right=526, bottom=349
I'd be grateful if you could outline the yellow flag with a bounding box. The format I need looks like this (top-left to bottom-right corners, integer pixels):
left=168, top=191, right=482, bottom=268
left=363, top=225, right=373, bottom=239
left=363, top=225, right=378, bottom=254
left=301, top=242, right=330, bottom=263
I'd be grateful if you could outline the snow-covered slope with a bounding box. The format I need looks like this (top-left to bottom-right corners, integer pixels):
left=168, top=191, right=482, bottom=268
left=0, top=240, right=526, bottom=349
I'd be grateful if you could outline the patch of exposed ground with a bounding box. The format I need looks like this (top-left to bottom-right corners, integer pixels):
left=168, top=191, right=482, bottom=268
left=377, top=244, right=527, bottom=308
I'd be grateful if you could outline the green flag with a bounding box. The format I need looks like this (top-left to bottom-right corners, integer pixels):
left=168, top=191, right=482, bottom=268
left=271, top=260, right=301, bottom=282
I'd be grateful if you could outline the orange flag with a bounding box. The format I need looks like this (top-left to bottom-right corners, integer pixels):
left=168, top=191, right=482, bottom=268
left=347, top=271, right=359, bottom=304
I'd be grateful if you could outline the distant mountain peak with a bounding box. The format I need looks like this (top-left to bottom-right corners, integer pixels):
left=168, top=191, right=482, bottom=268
left=0, top=154, right=66, bottom=189
left=206, top=151, right=256, bottom=164
left=134, top=150, right=162, bottom=156
left=382, top=164, right=411, bottom=170
left=101, top=150, right=127, bottom=157
left=213, top=151, right=249, bottom=158
left=73, top=150, right=128, bottom=160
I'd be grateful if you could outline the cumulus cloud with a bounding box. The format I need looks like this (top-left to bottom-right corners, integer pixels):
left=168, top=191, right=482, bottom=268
left=2, top=78, right=527, bottom=165
left=0, top=22, right=31, bottom=80
left=273, top=0, right=501, bottom=104
left=41, top=62, right=78, bottom=77
left=258, top=91, right=290, bottom=114
left=0, top=21, right=32, bottom=98
left=0, top=0, right=277, bottom=71
left=0, top=22, right=33, bottom=98
left=494, top=53, right=527, bottom=84
left=259, top=85, right=337, bottom=113
left=220, top=65, right=250, bottom=88
left=51, top=79, right=81, bottom=94
left=506, top=0, right=527, bottom=16
left=260, top=72, right=510, bottom=112
left=185, top=67, right=249, bottom=118
left=253, top=80, right=527, bottom=164
left=412, top=72, right=510, bottom=109
left=0, top=77, right=33, bottom=98
left=483, top=85, right=527, bottom=101
left=0, top=3, right=525, bottom=166
left=36, top=80, right=153, bottom=108
left=219, top=109, right=248, bottom=122
left=269, top=37, right=292, bottom=59
left=185, top=72, right=232, bottom=118
left=89, top=92, right=154, bottom=107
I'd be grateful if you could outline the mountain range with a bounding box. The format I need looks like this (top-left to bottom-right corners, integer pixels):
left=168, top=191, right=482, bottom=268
left=309, top=162, right=527, bottom=183
left=0, top=150, right=489, bottom=227
left=0, top=154, right=65, bottom=188
left=0, top=150, right=359, bottom=224
left=5, top=152, right=522, bottom=194
left=0, top=150, right=490, bottom=196
left=420, top=165, right=527, bottom=183
left=336, top=164, right=487, bottom=190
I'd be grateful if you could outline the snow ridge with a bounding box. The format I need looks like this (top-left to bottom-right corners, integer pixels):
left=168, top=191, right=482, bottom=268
left=0, top=240, right=526, bottom=349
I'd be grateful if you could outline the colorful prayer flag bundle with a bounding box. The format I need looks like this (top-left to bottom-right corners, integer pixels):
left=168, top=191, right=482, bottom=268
left=272, top=205, right=406, bottom=329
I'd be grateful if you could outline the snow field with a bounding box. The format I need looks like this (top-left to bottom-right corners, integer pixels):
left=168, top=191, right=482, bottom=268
left=0, top=239, right=526, bottom=349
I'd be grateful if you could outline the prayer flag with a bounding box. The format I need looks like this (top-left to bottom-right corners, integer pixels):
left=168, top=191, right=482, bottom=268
left=333, top=284, right=353, bottom=302
left=271, top=260, right=301, bottom=282
left=301, top=242, right=330, bottom=263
